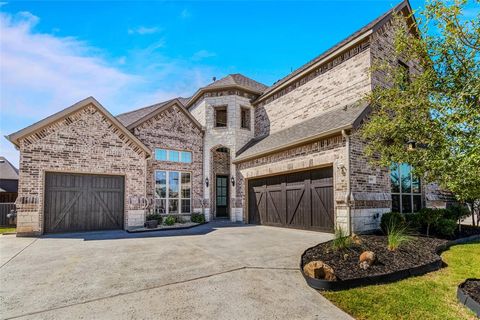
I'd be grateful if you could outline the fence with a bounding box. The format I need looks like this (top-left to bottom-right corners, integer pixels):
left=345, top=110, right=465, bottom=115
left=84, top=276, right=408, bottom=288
left=0, top=203, right=16, bottom=226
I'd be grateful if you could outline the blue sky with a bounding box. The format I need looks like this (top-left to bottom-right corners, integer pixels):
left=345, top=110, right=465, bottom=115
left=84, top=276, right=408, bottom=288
left=0, top=0, right=430, bottom=166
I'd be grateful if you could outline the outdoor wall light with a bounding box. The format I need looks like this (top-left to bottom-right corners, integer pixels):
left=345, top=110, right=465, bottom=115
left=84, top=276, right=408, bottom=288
left=231, top=177, right=235, bottom=187
left=205, top=177, right=209, bottom=188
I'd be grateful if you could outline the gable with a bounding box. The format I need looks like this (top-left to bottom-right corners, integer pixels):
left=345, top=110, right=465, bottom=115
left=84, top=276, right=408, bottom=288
left=7, top=97, right=151, bottom=157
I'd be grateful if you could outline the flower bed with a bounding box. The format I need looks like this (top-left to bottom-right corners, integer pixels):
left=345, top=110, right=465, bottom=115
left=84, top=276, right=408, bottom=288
left=457, top=279, right=480, bottom=317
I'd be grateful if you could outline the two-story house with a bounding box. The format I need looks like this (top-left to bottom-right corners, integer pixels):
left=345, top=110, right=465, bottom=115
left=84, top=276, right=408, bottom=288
left=7, top=0, right=443, bottom=236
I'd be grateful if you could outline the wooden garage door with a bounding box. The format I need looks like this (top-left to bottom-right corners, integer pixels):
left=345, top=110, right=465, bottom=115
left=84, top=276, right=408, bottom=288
left=248, top=167, right=334, bottom=232
left=44, top=172, right=124, bottom=233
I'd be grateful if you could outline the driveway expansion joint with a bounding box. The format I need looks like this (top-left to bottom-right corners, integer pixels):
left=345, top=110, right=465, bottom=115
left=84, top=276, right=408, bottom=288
left=0, top=238, right=38, bottom=269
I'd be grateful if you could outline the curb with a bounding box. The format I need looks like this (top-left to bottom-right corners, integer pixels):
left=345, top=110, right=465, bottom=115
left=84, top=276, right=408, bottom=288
left=126, top=222, right=207, bottom=233
left=300, top=235, right=480, bottom=291
left=457, top=279, right=480, bottom=317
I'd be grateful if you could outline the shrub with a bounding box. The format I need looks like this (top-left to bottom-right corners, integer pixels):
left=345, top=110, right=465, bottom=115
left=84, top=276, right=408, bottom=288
left=418, top=208, right=443, bottom=236
left=445, top=205, right=470, bottom=231
left=404, top=213, right=422, bottom=232
left=146, top=214, right=162, bottom=224
left=174, top=215, right=186, bottom=224
left=434, top=218, right=457, bottom=237
left=380, top=212, right=406, bottom=234
left=332, top=227, right=352, bottom=251
left=386, top=223, right=413, bottom=251
left=164, top=215, right=176, bottom=226
left=190, top=213, right=205, bottom=224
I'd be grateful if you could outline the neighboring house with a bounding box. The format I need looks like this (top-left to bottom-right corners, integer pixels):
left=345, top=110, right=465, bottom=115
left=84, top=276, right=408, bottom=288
left=6, top=0, right=448, bottom=236
left=0, top=156, right=19, bottom=203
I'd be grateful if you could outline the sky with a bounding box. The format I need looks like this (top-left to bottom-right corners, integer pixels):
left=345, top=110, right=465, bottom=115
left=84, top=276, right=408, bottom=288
left=0, top=0, right=435, bottom=167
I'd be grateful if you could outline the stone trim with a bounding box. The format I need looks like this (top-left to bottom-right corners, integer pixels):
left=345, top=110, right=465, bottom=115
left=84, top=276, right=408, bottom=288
left=187, top=87, right=261, bottom=109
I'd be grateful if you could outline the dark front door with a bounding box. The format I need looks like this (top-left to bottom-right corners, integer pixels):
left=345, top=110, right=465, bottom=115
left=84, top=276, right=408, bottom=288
left=248, top=167, right=334, bottom=233
left=216, top=175, right=229, bottom=218
left=44, top=172, right=124, bottom=233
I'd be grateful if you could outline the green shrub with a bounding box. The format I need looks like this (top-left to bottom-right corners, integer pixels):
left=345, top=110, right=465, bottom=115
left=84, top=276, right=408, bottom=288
left=434, top=218, right=457, bottom=237
left=404, top=213, right=422, bottom=231
left=419, top=208, right=443, bottom=236
left=146, top=214, right=162, bottom=224
left=190, top=213, right=205, bottom=224
left=386, top=223, right=413, bottom=251
left=332, top=227, right=352, bottom=251
left=380, top=212, right=406, bottom=234
left=164, top=215, right=176, bottom=226
left=445, top=205, right=470, bottom=224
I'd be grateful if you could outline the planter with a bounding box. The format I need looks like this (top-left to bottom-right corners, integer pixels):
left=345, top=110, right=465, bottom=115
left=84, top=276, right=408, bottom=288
left=144, top=220, right=158, bottom=229
left=300, top=235, right=480, bottom=291
left=457, top=279, right=480, bottom=317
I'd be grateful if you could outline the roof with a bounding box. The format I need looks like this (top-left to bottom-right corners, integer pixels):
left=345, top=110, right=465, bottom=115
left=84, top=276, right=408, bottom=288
left=255, top=0, right=414, bottom=104
left=6, top=97, right=152, bottom=157
left=116, top=97, right=192, bottom=127
left=120, top=98, right=204, bottom=131
left=235, top=101, right=370, bottom=162
left=0, top=157, right=19, bottom=180
left=186, top=74, right=268, bottom=108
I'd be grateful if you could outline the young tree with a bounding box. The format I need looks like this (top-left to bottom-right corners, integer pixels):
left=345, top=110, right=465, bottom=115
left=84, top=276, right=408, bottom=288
left=362, top=0, right=480, bottom=208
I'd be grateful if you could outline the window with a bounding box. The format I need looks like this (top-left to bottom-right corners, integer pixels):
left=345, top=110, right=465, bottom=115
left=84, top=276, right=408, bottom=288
left=390, top=163, right=422, bottom=213
left=240, top=107, right=251, bottom=130
left=155, top=170, right=191, bottom=214
left=215, top=106, right=227, bottom=127
left=154, top=149, right=192, bottom=163
left=398, top=60, right=410, bottom=90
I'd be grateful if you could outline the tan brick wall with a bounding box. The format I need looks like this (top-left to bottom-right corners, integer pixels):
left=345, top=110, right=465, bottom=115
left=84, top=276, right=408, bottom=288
left=133, top=105, right=204, bottom=212
left=254, top=45, right=372, bottom=137
left=16, top=104, right=148, bottom=235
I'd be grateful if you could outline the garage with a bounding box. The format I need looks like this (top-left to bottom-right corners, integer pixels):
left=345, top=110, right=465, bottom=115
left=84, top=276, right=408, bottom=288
left=248, top=167, right=334, bottom=232
left=44, top=172, right=125, bottom=233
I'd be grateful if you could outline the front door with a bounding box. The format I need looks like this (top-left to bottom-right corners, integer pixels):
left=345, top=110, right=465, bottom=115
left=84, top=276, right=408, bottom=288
left=216, top=175, right=229, bottom=218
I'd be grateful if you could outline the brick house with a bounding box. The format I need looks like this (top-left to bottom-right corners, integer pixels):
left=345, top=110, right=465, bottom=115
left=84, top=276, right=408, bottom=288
left=7, top=1, right=443, bottom=236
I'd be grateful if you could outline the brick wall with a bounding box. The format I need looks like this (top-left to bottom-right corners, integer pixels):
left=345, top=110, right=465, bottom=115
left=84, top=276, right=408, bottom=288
left=16, top=104, right=148, bottom=235
left=132, top=105, right=204, bottom=212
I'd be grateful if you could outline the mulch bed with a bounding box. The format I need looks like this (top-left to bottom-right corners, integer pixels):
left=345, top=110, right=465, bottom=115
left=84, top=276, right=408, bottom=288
left=302, top=235, right=447, bottom=281
left=462, top=280, right=480, bottom=304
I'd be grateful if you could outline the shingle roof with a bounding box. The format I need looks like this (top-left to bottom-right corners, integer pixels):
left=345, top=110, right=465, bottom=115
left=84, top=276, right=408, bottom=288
left=0, top=157, right=19, bottom=180
left=116, top=97, right=191, bottom=127
left=235, top=101, right=370, bottom=161
left=256, top=0, right=412, bottom=103
left=205, top=74, right=268, bottom=93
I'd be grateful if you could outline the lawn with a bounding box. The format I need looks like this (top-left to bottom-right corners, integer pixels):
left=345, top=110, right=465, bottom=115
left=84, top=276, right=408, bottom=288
left=0, top=227, right=16, bottom=234
left=322, top=242, right=480, bottom=320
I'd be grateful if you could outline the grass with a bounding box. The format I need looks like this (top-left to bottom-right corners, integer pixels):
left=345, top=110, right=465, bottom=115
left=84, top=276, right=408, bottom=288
left=387, top=224, right=413, bottom=251
left=322, top=242, right=480, bottom=320
left=0, top=227, right=16, bottom=234
left=332, top=227, right=352, bottom=250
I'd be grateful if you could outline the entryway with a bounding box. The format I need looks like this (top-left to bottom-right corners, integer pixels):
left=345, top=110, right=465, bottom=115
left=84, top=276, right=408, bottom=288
left=215, top=175, right=229, bottom=217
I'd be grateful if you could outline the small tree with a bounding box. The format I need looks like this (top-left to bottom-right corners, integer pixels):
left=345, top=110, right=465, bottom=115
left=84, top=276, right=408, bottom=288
left=419, top=208, right=443, bottom=236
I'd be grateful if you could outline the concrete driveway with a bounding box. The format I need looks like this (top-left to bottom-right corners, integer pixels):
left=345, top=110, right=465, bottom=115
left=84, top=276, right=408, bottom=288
left=0, top=221, right=352, bottom=320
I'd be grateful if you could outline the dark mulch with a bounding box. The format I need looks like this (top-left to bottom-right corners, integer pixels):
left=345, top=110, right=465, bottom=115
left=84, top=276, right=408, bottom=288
left=462, top=279, right=480, bottom=304
left=302, top=235, right=447, bottom=281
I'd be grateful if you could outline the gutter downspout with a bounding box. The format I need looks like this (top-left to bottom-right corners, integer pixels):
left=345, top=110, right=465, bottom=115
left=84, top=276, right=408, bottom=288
left=342, top=129, right=353, bottom=235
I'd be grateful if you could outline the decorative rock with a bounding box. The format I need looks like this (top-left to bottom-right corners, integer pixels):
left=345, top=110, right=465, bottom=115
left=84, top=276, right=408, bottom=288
left=351, top=233, right=362, bottom=245
left=303, top=260, right=337, bottom=281
left=359, top=251, right=376, bottom=270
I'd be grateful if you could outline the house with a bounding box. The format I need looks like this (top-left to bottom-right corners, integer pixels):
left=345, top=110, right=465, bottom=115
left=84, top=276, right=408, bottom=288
left=7, top=1, right=441, bottom=236
left=0, top=156, right=19, bottom=203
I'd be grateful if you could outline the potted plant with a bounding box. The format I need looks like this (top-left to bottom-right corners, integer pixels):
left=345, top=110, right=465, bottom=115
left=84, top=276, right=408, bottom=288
left=145, top=213, right=162, bottom=228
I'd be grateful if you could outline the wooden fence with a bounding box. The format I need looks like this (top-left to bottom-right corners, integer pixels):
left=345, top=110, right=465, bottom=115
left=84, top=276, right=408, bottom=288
left=0, top=203, right=16, bottom=226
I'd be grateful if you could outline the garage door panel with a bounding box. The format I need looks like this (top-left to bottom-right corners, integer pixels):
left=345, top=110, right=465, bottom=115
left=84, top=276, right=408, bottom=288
left=248, top=167, right=334, bottom=232
left=44, top=173, right=124, bottom=233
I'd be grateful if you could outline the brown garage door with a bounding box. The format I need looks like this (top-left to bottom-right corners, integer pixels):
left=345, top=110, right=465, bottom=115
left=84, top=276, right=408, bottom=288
left=44, top=172, right=124, bottom=233
left=248, top=167, right=334, bottom=232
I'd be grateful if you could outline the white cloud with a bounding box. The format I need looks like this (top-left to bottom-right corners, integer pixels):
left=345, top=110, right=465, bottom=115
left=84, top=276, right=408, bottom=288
left=192, top=49, right=216, bottom=61
left=127, top=26, right=162, bottom=35
left=180, top=9, right=191, bottom=19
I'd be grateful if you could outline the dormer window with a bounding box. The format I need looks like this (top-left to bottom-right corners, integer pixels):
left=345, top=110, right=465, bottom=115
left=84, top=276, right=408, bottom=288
left=241, top=107, right=251, bottom=130
left=215, top=106, right=227, bottom=128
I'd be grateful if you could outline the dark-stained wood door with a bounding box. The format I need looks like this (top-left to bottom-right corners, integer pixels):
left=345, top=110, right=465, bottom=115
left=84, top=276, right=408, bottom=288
left=248, top=167, right=334, bottom=232
left=44, top=172, right=124, bottom=233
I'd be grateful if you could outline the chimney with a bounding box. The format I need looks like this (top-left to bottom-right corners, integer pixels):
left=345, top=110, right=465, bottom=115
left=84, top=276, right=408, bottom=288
left=212, top=76, right=216, bottom=82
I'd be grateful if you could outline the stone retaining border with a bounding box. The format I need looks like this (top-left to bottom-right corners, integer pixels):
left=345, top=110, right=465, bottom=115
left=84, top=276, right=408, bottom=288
left=300, top=235, right=480, bottom=291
